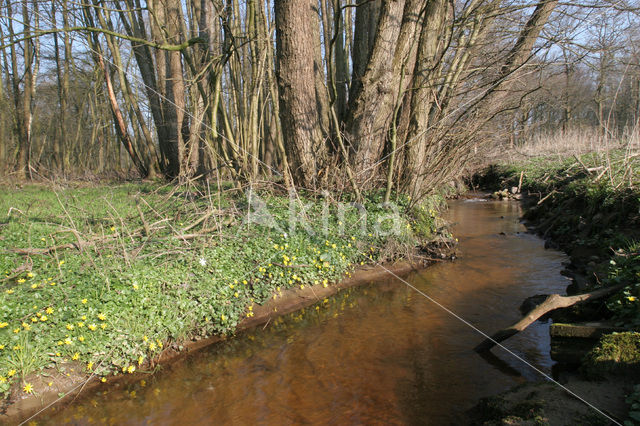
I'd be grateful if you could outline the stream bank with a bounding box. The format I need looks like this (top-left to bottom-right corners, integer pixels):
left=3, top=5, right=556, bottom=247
left=32, top=194, right=571, bottom=424
left=471, top=151, right=639, bottom=424
left=0, top=183, right=455, bottom=424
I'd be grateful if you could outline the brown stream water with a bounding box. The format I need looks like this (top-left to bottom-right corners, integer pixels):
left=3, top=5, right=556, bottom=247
left=42, top=197, right=569, bottom=425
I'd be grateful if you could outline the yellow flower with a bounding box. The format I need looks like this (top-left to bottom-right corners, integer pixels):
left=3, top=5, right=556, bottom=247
left=17, top=279, right=25, bottom=283
left=81, top=299, right=87, bottom=304
left=22, top=322, right=31, bottom=330
left=628, top=296, right=637, bottom=302
left=100, top=323, right=107, bottom=330
left=48, top=381, right=53, bottom=387
left=71, top=353, right=79, bottom=360
left=7, top=369, right=16, bottom=377
left=27, top=272, right=34, bottom=278
left=13, top=328, right=20, bottom=333
left=138, top=356, right=144, bottom=365
left=229, top=284, right=235, bottom=289
left=66, top=324, right=74, bottom=330
left=77, top=322, right=84, bottom=328
left=87, top=361, right=93, bottom=370
left=81, top=315, right=86, bottom=320
left=46, top=307, right=54, bottom=314
left=243, top=280, right=248, bottom=285
left=59, top=260, right=65, bottom=266
left=0, top=376, right=5, bottom=383
left=50, top=282, right=56, bottom=286
left=149, top=342, right=156, bottom=351
left=30, top=317, right=37, bottom=323
left=127, top=365, right=135, bottom=374
left=40, top=315, right=47, bottom=322
left=97, top=313, right=106, bottom=321
left=5, top=289, right=14, bottom=294
left=64, top=337, right=72, bottom=345
left=221, top=314, right=227, bottom=322
left=88, top=324, right=97, bottom=331
left=110, top=226, right=116, bottom=232
left=143, top=335, right=148, bottom=342
left=0, top=322, right=8, bottom=328
left=23, top=383, right=33, bottom=394
left=0, top=345, right=4, bottom=350
left=101, top=377, right=107, bottom=383
left=78, top=336, right=85, bottom=342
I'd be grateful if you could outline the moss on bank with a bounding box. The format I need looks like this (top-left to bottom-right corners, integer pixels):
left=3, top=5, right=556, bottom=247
left=582, top=332, right=640, bottom=380
left=0, top=182, right=450, bottom=403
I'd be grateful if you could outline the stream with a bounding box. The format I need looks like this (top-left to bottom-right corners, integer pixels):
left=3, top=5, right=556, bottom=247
left=43, top=197, right=569, bottom=425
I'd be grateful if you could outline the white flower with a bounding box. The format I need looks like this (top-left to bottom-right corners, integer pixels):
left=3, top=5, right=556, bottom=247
left=283, top=233, right=288, bottom=238
left=199, top=258, right=207, bottom=266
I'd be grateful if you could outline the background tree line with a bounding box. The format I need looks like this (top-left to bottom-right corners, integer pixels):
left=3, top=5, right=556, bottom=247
left=0, top=0, right=637, bottom=199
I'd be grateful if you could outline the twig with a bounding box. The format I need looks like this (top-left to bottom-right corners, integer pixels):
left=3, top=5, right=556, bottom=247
left=537, top=189, right=557, bottom=205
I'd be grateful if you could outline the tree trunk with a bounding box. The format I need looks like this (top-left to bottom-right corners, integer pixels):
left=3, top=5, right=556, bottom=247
left=403, top=0, right=449, bottom=196
left=274, top=0, right=326, bottom=189
left=345, top=0, right=407, bottom=186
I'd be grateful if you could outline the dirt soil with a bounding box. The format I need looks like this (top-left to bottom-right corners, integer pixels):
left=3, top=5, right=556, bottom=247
left=469, top=374, right=632, bottom=425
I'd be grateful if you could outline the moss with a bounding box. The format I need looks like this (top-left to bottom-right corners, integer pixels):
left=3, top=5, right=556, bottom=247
left=471, top=394, right=547, bottom=425
left=582, top=332, right=640, bottom=379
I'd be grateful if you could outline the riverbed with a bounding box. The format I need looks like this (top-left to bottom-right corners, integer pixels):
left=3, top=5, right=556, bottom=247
left=42, top=197, right=569, bottom=424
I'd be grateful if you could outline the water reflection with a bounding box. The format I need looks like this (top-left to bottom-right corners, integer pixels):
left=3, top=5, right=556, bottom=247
left=43, top=198, right=569, bottom=425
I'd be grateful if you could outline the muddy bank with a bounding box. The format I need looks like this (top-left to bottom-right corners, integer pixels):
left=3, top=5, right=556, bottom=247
left=2, top=260, right=432, bottom=424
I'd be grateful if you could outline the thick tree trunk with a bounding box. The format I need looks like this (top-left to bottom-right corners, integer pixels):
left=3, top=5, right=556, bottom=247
left=349, top=0, right=380, bottom=103
left=403, top=0, right=449, bottom=196
left=345, top=0, right=407, bottom=186
left=275, top=0, right=326, bottom=189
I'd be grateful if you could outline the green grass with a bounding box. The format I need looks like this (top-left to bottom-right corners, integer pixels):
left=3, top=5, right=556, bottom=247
left=0, top=182, right=443, bottom=396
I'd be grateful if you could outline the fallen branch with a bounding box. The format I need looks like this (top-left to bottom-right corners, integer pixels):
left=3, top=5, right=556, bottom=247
left=537, top=189, right=557, bottom=205
left=474, top=284, right=625, bottom=352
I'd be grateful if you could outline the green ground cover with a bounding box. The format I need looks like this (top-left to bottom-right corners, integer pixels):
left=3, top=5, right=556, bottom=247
left=0, top=182, right=445, bottom=397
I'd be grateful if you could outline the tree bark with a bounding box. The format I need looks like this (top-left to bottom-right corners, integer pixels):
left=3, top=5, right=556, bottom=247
left=403, top=0, right=449, bottom=196
left=275, top=0, right=326, bottom=188
left=345, top=0, right=408, bottom=186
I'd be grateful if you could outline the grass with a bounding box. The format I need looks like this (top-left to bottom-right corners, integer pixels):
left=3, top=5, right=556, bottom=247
left=0, top=181, right=446, bottom=397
